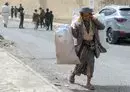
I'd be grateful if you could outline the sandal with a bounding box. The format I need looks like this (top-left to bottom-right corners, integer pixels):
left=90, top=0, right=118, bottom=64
left=69, top=75, right=75, bottom=84
left=86, top=84, right=95, bottom=90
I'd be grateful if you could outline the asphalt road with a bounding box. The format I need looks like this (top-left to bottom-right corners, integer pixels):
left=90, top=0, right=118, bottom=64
left=0, top=19, right=130, bottom=92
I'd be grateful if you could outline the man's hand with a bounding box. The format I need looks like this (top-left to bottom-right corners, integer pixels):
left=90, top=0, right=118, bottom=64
left=91, top=16, right=98, bottom=22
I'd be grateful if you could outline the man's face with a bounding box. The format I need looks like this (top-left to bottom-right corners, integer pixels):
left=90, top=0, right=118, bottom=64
left=82, top=13, right=93, bottom=21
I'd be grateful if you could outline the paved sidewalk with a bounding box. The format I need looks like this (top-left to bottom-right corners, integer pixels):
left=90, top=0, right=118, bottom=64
left=0, top=48, right=62, bottom=92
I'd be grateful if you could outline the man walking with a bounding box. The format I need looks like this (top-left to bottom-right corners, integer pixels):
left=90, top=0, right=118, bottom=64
left=18, top=4, right=24, bottom=13
left=11, top=6, right=14, bottom=18
left=18, top=4, right=24, bottom=29
left=14, top=6, right=18, bottom=18
left=1, top=2, right=10, bottom=28
left=39, top=7, right=45, bottom=28
left=45, top=8, right=50, bottom=30
left=32, top=9, right=40, bottom=30
left=49, top=11, right=54, bottom=30
left=19, top=9, right=24, bottom=29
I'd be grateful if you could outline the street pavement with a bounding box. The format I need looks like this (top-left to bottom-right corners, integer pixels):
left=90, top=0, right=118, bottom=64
left=0, top=48, right=62, bottom=92
left=0, top=18, right=130, bottom=92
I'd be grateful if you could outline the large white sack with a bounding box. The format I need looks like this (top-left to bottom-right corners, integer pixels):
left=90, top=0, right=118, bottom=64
left=55, top=24, right=80, bottom=64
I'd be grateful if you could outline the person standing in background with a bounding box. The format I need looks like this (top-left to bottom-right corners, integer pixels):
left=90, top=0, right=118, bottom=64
left=1, top=2, right=10, bottom=28
left=45, top=8, right=50, bottom=30
left=18, top=4, right=24, bottom=13
left=19, top=4, right=24, bottom=29
left=32, top=9, right=40, bottom=30
left=11, top=6, right=14, bottom=18
left=49, top=11, right=54, bottom=31
left=19, top=9, right=24, bottom=29
left=39, top=7, right=45, bottom=28
left=14, top=6, right=18, bottom=18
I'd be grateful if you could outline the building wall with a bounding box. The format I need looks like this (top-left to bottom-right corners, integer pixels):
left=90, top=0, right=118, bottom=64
left=99, top=0, right=130, bottom=7
left=0, top=0, right=40, bottom=17
left=1, top=0, right=130, bottom=20
left=39, top=0, right=106, bottom=20
left=39, top=0, right=84, bottom=20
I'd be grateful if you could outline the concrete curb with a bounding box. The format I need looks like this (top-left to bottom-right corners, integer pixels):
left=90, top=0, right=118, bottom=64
left=6, top=51, right=62, bottom=92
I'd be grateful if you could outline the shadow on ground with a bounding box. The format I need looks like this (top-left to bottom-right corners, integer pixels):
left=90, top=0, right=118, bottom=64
left=116, top=39, right=130, bottom=46
left=70, top=84, right=130, bottom=92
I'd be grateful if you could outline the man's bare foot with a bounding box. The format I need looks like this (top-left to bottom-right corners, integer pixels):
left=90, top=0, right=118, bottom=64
left=86, top=84, right=95, bottom=90
left=69, top=74, right=75, bottom=84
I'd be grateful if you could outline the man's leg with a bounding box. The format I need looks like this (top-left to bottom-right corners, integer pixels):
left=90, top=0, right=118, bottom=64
left=86, top=57, right=95, bottom=90
left=11, top=13, right=13, bottom=18
left=69, top=64, right=81, bottom=84
left=45, top=20, right=47, bottom=29
left=16, top=13, right=17, bottom=18
left=21, top=17, right=24, bottom=28
left=15, top=13, right=16, bottom=18
left=40, top=19, right=42, bottom=28
left=43, top=18, right=45, bottom=27
left=50, top=22, right=53, bottom=30
left=4, top=24, right=6, bottom=27
left=46, top=22, right=49, bottom=30
left=4, top=16, right=8, bottom=28
left=40, top=18, right=43, bottom=28
left=69, top=72, right=76, bottom=84
left=12, top=13, right=14, bottom=18
left=34, top=22, right=36, bottom=30
left=19, top=19, right=22, bottom=28
left=36, top=21, right=39, bottom=30
left=22, top=20, right=24, bottom=28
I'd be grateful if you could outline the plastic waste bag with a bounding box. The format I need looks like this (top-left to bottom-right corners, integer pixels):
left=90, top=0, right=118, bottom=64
left=55, top=24, right=80, bottom=64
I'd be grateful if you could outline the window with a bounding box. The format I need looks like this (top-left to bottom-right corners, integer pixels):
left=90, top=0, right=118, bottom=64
left=99, top=9, right=108, bottom=14
left=120, top=8, right=130, bottom=16
left=99, top=8, right=116, bottom=16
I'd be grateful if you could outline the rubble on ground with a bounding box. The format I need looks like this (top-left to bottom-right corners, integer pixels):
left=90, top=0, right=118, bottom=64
left=0, top=35, right=15, bottom=48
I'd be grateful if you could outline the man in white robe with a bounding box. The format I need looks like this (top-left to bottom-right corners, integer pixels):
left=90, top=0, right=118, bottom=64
left=1, top=2, right=10, bottom=28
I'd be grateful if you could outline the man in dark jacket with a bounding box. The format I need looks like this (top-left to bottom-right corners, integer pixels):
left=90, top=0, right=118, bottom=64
left=11, top=6, right=14, bottom=18
left=45, top=8, right=50, bottom=30
left=32, top=9, right=40, bottom=30
left=19, top=4, right=24, bottom=29
left=49, top=11, right=54, bottom=30
left=14, top=6, right=18, bottom=18
left=18, top=4, right=24, bottom=13
left=19, top=9, right=24, bottom=29
left=39, top=7, right=45, bottom=28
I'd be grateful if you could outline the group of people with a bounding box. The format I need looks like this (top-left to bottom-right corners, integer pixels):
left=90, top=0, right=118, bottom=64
left=1, top=2, right=25, bottom=29
left=32, top=8, right=54, bottom=30
left=1, top=2, right=54, bottom=30
left=11, top=6, right=18, bottom=18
